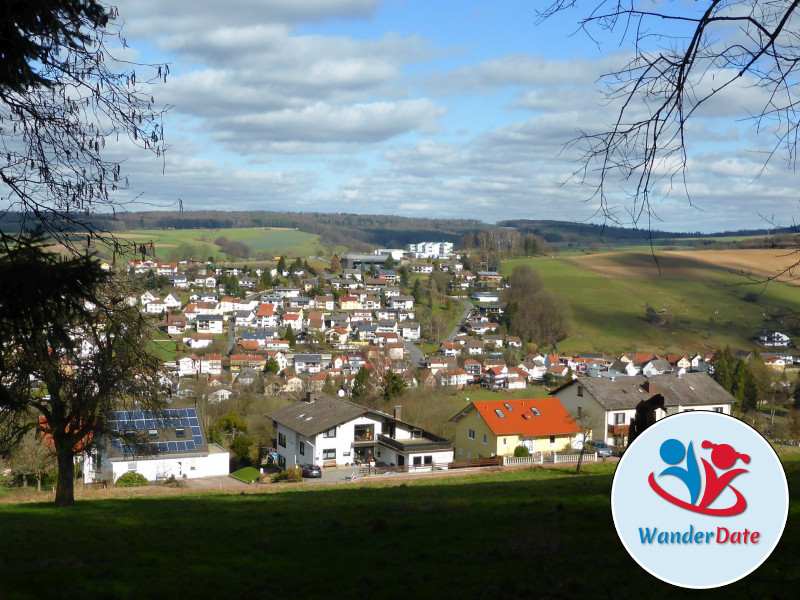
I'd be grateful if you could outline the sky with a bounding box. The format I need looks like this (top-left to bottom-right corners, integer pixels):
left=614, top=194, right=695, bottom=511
left=109, top=0, right=800, bottom=233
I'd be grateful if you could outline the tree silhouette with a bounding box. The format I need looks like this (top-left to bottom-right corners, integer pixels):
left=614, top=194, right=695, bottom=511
left=539, top=2, right=800, bottom=241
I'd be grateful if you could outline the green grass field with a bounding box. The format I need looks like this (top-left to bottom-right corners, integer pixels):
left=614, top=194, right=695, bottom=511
left=1, top=455, right=797, bottom=599
left=115, top=227, right=331, bottom=261
left=503, top=253, right=800, bottom=355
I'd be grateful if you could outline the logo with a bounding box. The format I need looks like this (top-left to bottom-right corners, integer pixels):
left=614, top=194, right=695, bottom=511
left=648, top=439, right=749, bottom=516
left=611, top=411, right=788, bottom=589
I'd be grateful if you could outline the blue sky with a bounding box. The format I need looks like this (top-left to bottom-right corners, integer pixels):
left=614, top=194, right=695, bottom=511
left=111, top=0, right=800, bottom=233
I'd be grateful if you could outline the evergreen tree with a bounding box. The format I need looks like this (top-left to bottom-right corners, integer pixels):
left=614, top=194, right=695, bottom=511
left=382, top=370, right=408, bottom=403
left=352, top=366, right=370, bottom=398
left=277, top=256, right=286, bottom=274
left=285, top=326, right=296, bottom=348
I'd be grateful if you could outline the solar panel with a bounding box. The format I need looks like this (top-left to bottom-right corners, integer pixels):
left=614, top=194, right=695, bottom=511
left=168, top=441, right=178, bottom=451
left=193, top=435, right=203, bottom=445
left=186, top=441, right=195, bottom=451
left=187, top=408, right=197, bottom=418
left=191, top=426, right=201, bottom=436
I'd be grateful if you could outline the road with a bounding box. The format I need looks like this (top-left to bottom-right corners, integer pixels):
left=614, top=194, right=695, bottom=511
left=403, top=297, right=473, bottom=368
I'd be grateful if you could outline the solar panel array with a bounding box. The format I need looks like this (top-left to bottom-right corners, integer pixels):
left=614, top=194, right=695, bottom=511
left=109, top=408, right=204, bottom=455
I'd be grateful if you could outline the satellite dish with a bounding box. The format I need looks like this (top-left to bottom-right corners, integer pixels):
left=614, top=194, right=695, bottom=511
left=338, top=389, right=345, bottom=398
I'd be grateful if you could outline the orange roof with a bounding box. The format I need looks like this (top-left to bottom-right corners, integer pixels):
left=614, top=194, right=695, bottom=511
left=230, top=354, right=266, bottom=362
left=473, top=398, right=581, bottom=437
left=237, top=340, right=260, bottom=351
left=256, top=303, right=275, bottom=317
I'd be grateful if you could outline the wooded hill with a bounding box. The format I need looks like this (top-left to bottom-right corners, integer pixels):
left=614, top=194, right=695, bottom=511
left=1, top=210, right=795, bottom=251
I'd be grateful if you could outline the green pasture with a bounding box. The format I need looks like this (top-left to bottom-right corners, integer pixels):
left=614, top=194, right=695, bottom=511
left=503, top=253, right=800, bottom=355
left=1, top=456, right=797, bottom=599
left=457, top=386, right=550, bottom=403
left=116, top=228, right=329, bottom=261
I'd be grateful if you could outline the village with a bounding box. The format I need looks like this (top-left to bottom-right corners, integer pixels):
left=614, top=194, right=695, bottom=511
left=75, top=241, right=789, bottom=487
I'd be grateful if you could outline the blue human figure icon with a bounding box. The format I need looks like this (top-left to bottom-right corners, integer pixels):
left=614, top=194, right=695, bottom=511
left=658, top=438, right=701, bottom=505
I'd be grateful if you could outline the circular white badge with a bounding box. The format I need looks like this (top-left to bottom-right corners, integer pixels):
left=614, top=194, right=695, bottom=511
left=611, top=411, right=788, bottom=589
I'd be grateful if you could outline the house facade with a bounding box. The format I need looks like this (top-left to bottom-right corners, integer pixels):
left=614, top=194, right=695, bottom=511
left=450, top=397, right=581, bottom=460
left=267, top=393, right=453, bottom=470
left=82, top=407, right=229, bottom=484
left=552, top=373, right=736, bottom=447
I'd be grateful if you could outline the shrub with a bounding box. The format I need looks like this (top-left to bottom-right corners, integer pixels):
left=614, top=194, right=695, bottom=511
left=271, top=464, right=303, bottom=483
left=116, top=472, right=149, bottom=487
left=513, top=445, right=530, bottom=457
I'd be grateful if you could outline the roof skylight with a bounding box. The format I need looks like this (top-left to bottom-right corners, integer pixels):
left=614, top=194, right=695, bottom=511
left=531, top=408, right=541, bottom=417
left=494, top=409, right=505, bottom=418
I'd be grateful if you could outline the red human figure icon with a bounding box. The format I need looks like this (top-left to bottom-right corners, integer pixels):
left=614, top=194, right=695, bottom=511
left=698, top=441, right=750, bottom=513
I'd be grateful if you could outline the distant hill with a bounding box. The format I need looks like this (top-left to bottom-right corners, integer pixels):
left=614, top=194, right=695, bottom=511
left=2, top=210, right=796, bottom=250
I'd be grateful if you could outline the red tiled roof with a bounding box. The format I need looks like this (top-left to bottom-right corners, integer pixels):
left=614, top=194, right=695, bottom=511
left=473, top=397, right=581, bottom=437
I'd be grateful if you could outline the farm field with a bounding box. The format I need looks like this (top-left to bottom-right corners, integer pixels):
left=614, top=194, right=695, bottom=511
left=504, top=249, right=800, bottom=355
left=113, top=227, right=330, bottom=260
left=1, top=454, right=797, bottom=599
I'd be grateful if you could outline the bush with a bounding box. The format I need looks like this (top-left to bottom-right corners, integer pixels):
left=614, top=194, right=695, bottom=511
left=513, top=445, right=530, bottom=457
left=271, top=464, right=303, bottom=483
left=116, top=472, right=149, bottom=487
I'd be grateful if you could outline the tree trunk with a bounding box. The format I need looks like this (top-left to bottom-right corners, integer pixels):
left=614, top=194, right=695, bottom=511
left=54, top=444, right=75, bottom=507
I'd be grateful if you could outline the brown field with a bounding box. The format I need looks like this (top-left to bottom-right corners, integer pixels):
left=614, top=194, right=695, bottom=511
left=571, top=248, right=800, bottom=284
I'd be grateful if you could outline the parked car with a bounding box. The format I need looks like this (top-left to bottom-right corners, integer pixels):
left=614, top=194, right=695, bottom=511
left=302, top=464, right=322, bottom=478
left=586, top=440, right=613, bottom=457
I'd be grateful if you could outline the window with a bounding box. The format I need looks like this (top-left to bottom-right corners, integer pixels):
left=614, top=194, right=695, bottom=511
left=148, top=429, right=158, bottom=439
left=482, top=434, right=487, bottom=445
left=578, top=386, right=584, bottom=397
left=549, top=435, right=556, bottom=445
left=413, top=456, right=422, bottom=466
left=712, top=407, right=723, bottom=413
left=503, top=437, right=507, bottom=446
left=494, top=409, right=505, bottom=418
left=175, top=428, right=185, bottom=438
left=278, top=432, right=286, bottom=448
left=531, top=408, right=541, bottom=417
left=614, top=413, right=626, bottom=425
left=127, top=462, right=137, bottom=472
left=459, top=447, right=463, bottom=456
left=424, top=456, right=433, bottom=465
left=468, top=429, right=475, bottom=440
left=299, top=442, right=305, bottom=456
left=322, top=448, right=336, bottom=460
left=503, top=403, right=513, bottom=411
left=323, top=427, right=336, bottom=438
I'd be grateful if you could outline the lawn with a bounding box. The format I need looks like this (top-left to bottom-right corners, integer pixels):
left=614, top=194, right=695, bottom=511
left=457, top=386, right=550, bottom=403
left=0, top=457, right=797, bottom=599
left=503, top=252, right=800, bottom=355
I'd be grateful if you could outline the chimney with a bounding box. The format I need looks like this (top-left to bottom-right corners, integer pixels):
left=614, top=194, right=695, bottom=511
left=643, top=381, right=656, bottom=394
left=305, top=389, right=314, bottom=403
left=394, top=405, right=402, bottom=421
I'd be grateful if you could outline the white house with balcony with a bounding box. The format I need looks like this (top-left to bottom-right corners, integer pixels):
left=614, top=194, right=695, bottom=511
left=267, top=392, right=453, bottom=470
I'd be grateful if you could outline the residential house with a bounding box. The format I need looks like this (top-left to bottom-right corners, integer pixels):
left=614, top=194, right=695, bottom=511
left=176, top=354, right=201, bottom=377
left=641, top=359, right=672, bottom=377
left=267, top=393, right=453, bottom=469
left=165, top=314, right=187, bottom=335
left=483, top=366, right=508, bottom=389
left=315, top=296, right=335, bottom=311
left=208, top=388, right=234, bottom=404
left=196, top=315, right=225, bottom=335
left=450, top=397, right=581, bottom=459
left=230, top=354, right=267, bottom=373
left=399, top=322, right=420, bottom=341
left=293, top=354, right=324, bottom=374
left=464, top=358, right=482, bottom=381
left=282, top=312, right=303, bottom=331
left=200, top=354, right=222, bottom=376
left=552, top=373, right=736, bottom=447
left=140, top=291, right=157, bottom=306
left=82, top=406, right=229, bottom=484
left=145, top=300, right=169, bottom=315
left=163, top=293, right=182, bottom=310
left=187, top=333, right=215, bottom=350
left=255, top=303, right=278, bottom=329
left=436, top=368, right=469, bottom=389
left=440, top=341, right=461, bottom=357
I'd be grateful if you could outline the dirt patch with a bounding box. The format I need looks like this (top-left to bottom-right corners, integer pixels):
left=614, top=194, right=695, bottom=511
left=569, top=249, right=800, bottom=283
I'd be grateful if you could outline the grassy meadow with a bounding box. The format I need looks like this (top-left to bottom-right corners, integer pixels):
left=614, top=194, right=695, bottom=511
left=1, top=453, right=797, bottom=599
left=504, top=250, right=800, bottom=356
left=113, top=227, right=330, bottom=261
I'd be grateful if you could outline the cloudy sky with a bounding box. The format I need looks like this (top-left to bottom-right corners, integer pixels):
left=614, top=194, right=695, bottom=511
left=111, top=0, right=800, bottom=233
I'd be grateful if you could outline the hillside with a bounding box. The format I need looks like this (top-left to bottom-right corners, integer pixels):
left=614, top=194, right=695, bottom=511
left=1, top=457, right=797, bottom=599
left=504, top=250, right=800, bottom=355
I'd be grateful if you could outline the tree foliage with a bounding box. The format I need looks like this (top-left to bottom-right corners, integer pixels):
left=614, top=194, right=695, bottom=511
left=502, top=265, right=570, bottom=345
left=1, top=1, right=169, bottom=250
left=382, top=370, right=408, bottom=403
left=0, top=237, right=165, bottom=505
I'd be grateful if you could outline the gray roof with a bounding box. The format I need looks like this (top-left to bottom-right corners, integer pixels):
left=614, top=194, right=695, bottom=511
left=266, top=393, right=368, bottom=437
left=558, top=373, right=735, bottom=410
